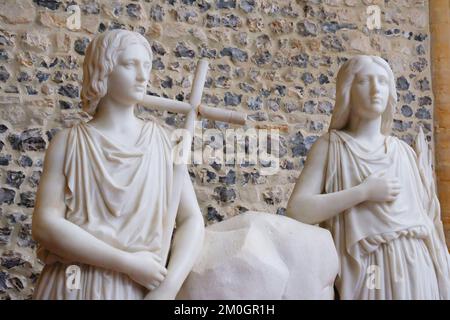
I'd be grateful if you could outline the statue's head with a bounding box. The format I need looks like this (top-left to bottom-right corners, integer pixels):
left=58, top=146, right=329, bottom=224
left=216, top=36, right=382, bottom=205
left=329, top=55, right=397, bottom=134
left=81, top=30, right=153, bottom=115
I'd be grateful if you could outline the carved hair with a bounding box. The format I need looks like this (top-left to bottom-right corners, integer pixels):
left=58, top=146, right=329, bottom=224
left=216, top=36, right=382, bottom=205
left=329, top=55, right=397, bottom=135
left=81, top=30, right=153, bottom=115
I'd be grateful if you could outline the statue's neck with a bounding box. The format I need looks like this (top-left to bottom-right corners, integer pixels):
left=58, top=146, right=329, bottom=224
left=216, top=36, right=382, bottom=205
left=91, top=96, right=140, bottom=131
left=344, top=113, right=385, bottom=146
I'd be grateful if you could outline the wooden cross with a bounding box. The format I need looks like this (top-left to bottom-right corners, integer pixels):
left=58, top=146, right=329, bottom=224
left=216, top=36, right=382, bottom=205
left=141, top=59, right=247, bottom=261
left=141, top=59, right=287, bottom=261
left=140, top=59, right=289, bottom=132
left=141, top=59, right=247, bottom=128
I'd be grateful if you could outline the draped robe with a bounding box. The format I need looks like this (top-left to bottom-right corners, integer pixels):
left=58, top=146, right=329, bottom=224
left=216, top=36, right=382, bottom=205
left=322, top=130, right=450, bottom=300
left=33, top=121, right=174, bottom=299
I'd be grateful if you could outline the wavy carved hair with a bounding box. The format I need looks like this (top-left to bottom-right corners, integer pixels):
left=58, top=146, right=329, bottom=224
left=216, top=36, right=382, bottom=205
left=81, top=30, right=153, bottom=115
left=329, top=55, right=397, bottom=135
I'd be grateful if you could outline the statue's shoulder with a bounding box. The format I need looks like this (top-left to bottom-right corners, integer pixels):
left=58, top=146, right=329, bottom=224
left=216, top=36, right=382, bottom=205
left=319, top=131, right=331, bottom=141
left=307, top=132, right=331, bottom=158
left=148, top=118, right=172, bottom=138
left=47, top=121, right=90, bottom=155
left=326, top=129, right=351, bottom=143
left=43, top=127, right=72, bottom=168
left=316, top=131, right=332, bottom=146
left=48, top=127, right=71, bottom=149
left=50, top=122, right=88, bottom=147
left=387, top=135, right=422, bottom=164
left=390, top=135, right=415, bottom=153
left=143, top=117, right=176, bottom=147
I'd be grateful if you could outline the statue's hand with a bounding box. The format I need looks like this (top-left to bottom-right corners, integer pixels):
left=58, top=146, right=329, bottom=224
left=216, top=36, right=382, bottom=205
left=360, top=170, right=401, bottom=203
left=125, top=251, right=167, bottom=291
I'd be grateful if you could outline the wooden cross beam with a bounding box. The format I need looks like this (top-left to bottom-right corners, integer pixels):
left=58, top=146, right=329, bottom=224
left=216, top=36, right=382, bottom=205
left=140, top=59, right=289, bottom=133
left=140, top=59, right=247, bottom=126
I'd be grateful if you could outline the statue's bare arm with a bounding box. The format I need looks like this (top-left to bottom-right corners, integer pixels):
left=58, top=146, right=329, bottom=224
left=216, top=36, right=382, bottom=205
left=145, top=166, right=205, bottom=299
left=286, top=133, right=401, bottom=225
left=32, top=129, right=167, bottom=290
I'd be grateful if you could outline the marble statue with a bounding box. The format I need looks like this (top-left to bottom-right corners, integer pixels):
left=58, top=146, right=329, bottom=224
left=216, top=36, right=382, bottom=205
left=286, top=55, right=450, bottom=300
left=177, top=212, right=338, bottom=300
left=31, top=30, right=207, bottom=300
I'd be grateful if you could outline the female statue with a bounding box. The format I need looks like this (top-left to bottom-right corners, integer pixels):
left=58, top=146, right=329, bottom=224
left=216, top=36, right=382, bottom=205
left=287, top=55, right=450, bottom=299
left=31, top=30, right=204, bottom=299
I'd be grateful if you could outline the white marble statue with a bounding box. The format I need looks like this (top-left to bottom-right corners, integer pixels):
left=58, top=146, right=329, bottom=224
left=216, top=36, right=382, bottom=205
left=31, top=30, right=206, bottom=300
left=177, top=212, right=339, bottom=300
left=286, top=55, right=450, bottom=300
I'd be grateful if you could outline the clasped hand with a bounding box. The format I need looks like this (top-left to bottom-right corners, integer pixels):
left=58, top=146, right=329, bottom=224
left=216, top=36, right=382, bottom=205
left=360, top=170, right=402, bottom=203
left=125, top=251, right=167, bottom=291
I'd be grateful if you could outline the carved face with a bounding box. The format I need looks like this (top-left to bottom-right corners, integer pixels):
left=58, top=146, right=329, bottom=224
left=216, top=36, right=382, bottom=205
left=350, top=60, right=390, bottom=121
left=105, top=43, right=152, bottom=106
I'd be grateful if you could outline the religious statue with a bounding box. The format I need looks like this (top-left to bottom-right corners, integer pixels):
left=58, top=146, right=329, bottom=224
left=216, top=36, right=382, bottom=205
left=286, top=55, right=450, bottom=299
left=31, top=29, right=209, bottom=300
